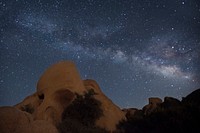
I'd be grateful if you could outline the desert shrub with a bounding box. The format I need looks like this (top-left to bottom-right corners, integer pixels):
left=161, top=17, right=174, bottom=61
left=21, top=104, right=34, bottom=114
left=58, top=89, right=108, bottom=133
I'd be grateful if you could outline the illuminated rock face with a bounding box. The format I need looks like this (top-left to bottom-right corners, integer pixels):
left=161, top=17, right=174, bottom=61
left=0, top=107, right=58, bottom=133
left=0, top=61, right=125, bottom=132
left=15, top=61, right=80, bottom=126
left=83, top=79, right=126, bottom=131
left=37, top=61, right=86, bottom=94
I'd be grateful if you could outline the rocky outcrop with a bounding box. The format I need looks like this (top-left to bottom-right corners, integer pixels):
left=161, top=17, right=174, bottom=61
left=142, top=97, right=162, bottom=115
left=120, top=89, right=200, bottom=133
left=0, top=61, right=125, bottom=133
left=182, top=89, right=200, bottom=107
left=122, top=108, right=138, bottom=120
left=162, top=97, right=181, bottom=109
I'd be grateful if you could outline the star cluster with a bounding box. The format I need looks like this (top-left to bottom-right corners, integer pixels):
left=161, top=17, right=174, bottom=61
left=0, top=0, right=200, bottom=108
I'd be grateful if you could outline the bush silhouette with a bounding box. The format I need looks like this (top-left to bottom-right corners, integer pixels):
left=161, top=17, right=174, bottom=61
left=20, top=104, right=34, bottom=114
left=58, top=89, right=108, bottom=133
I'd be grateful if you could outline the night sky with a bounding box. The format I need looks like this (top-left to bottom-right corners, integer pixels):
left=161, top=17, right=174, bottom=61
left=0, top=0, right=200, bottom=108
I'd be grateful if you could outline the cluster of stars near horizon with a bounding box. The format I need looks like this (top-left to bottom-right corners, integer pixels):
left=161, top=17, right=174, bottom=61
left=0, top=0, right=200, bottom=108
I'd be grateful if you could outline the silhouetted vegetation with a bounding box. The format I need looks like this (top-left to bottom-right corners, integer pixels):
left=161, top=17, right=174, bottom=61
left=117, top=89, right=200, bottom=133
left=20, top=104, right=34, bottom=114
left=58, top=89, right=108, bottom=133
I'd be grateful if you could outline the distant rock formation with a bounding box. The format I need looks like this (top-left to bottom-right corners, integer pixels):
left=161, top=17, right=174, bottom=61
left=162, top=96, right=181, bottom=109
left=0, top=61, right=125, bottom=133
left=142, top=97, right=162, bottom=115
left=120, top=89, right=200, bottom=133
left=182, top=89, right=200, bottom=107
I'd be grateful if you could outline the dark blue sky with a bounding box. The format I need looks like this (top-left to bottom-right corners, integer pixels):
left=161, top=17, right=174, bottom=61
left=0, top=0, right=200, bottom=108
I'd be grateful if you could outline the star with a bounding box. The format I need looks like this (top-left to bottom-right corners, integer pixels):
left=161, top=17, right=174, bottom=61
left=0, top=0, right=200, bottom=108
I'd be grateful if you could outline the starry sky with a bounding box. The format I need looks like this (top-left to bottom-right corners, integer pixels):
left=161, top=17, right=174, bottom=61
left=0, top=0, right=200, bottom=108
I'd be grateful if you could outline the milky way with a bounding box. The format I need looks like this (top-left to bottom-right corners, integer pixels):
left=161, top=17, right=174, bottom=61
left=0, top=0, right=200, bottom=108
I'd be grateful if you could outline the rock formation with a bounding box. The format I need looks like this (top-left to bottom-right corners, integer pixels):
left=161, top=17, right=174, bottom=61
left=122, top=108, right=138, bottom=120
left=0, top=106, right=58, bottom=133
left=0, top=61, right=125, bottom=133
left=182, top=89, right=200, bottom=107
left=1, top=61, right=200, bottom=133
left=120, top=89, right=200, bottom=133
left=142, top=97, right=162, bottom=115
left=83, top=79, right=125, bottom=131
left=162, top=96, right=181, bottom=109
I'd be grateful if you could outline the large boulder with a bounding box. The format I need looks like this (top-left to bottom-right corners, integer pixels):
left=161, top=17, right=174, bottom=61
left=0, top=107, right=58, bottom=133
left=1, top=61, right=125, bottom=132
left=162, top=97, right=181, bottom=109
